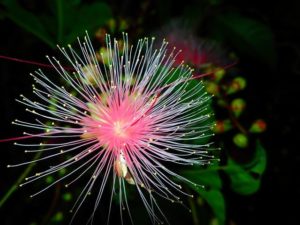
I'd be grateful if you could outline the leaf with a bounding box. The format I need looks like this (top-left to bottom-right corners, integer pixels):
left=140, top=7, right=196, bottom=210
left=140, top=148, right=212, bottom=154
left=225, top=161, right=260, bottom=195
left=198, top=189, right=225, bottom=225
left=62, top=2, right=112, bottom=45
left=181, top=167, right=222, bottom=189
left=1, top=0, right=112, bottom=47
left=225, top=140, right=267, bottom=195
left=154, top=67, right=215, bottom=146
left=213, top=13, right=277, bottom=68
left=181, top=166, right=225, bottom=224
left=1, top=0, right=55, bottom=47
left=249, top=140, right=267, bottom=174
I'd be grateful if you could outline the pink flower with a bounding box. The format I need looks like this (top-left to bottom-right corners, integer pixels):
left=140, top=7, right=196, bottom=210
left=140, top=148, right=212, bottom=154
left=156, top=21, right=227, bottom=68
left=8, top=33, right=215, bottom=224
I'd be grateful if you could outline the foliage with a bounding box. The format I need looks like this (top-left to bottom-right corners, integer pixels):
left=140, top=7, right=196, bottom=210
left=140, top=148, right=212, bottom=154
left=225, top=141, right=267, bottom=195
left=212, top=12, right=277, bottom=68
left=0, top=0, right=112, bottom=47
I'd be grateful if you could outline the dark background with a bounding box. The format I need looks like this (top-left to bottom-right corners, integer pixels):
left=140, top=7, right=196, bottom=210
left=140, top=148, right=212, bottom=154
left=0, top=0, right=299, bottom=225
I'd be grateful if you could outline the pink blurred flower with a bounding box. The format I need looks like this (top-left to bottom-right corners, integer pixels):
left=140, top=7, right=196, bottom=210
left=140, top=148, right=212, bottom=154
left=157, top=21, right=227, bottom=68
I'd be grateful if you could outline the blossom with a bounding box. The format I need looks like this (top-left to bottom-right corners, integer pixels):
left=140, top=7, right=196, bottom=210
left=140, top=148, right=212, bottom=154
left=8, top=33, right=215, bottom=224
left=156, top=21, right=227, bottom=68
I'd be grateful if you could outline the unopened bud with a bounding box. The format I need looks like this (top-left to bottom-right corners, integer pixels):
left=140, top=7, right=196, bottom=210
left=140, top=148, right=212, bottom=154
left=226, top=77, right=247, bottom=94
left=214, top=119, right=232, bottom=133
left=205, top=81, right=220, bottom=95
left=249, top=119, right=267, bottom=133
left=231, top=98, right=246, bottom=117
left=233, top=133, right=248, bottom=148
left=213, top=68, right=225, bottom=82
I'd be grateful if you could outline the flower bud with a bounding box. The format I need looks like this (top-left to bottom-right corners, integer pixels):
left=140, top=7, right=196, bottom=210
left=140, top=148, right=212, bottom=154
left=205, top=81, right=220, bottom=95
left=63, top=192, right=73, bottom=202
left=214, top=119, right=232, bottom=133
left=213, top=68, right=225, bottom=82
left=233, top=133, right=248, bottom=148
left=231, top=98, right=246, bottom=117
left=249, top=119, right=267, bottom=133
left=226, top=77, right=247, bottom=94
left=52, top=212, right=64, bottom=222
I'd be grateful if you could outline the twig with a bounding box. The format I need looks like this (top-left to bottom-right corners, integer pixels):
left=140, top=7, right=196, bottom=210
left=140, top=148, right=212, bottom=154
left=0, top=151, right=42, bottom=207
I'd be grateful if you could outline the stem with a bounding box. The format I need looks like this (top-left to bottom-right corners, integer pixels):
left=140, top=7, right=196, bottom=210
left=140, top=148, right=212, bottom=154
left=228, top=111, right=248, bottom=134
left=0, top=151, right=42, bottom=207
left=187, top=191, right=200, bottom=225
left=41, top=184, right=62, bottom=225
left=218, top=84, right=248, bottom=135
left=0, top=55, right=57, bottom=69
left=0, top=55, right=74, bottom=71
left=186, top=188, right=200, bottom=225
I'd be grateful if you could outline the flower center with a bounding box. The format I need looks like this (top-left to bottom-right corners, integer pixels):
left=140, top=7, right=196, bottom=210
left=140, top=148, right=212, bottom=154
left=113, top=121, right=127, bottom=138
left=81, top=94, right=155, bottom=151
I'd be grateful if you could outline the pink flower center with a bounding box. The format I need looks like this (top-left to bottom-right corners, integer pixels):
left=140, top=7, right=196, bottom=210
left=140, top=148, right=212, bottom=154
left=81, top=94, right=153, bottom=152
left=113, top=121, right=127, bottom=137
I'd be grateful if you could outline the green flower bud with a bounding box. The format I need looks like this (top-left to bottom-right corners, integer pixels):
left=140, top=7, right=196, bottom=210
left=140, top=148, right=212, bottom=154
left=58, top=168, right=67, bottom=177
left=231, top=98, right=246, bottom=117
left=63, top=192, right=73, bottom=202
left=213, top=68, right=225, bottom=82
left=45, top=176, right=54, bottom=184
left=52, top=212, right=64, bottom=222
left=107, top=19, right=116, bottom=32
left=214, top=119, right=232, bottom=133
left=250, top=119, right=267, bottom=133
left=226, top=77, right=247, bottom=94
left=205, top=81, right=220, bottom=95
left=119, top=19, right=129, bottom=31
left=233, top=133, right=248, bottom=148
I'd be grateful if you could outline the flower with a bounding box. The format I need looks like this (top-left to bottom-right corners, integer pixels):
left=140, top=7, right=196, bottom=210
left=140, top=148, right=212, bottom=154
left=8, top=33, right=215, bottom=224
left=155, top=21, right=228, bottom=68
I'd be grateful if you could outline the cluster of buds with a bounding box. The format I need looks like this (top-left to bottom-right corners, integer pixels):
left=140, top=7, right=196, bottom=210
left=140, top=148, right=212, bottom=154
left=203, top=64, right=266, bottom=149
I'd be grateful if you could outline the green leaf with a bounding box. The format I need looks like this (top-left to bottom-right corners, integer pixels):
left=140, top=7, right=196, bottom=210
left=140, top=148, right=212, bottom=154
left=225, top=161, right=260, bottom=195
left=181, top=167, right=222, bottom=189
left=198, top=189, right=225, bottom=225
left=1, top=0, right=112, bottom=47
left=249, top=140, right=267, bottom=174
left=181, top=166, right=225, bottom=224
left=1, top=0, right=55, bottom=47
left=62, top=2, right=112, bottom=45
left=154, top=66, right=215, bottom=145
left=213, top=13, right=277, bottom=68
left=225, top=140, right=267, bottom=195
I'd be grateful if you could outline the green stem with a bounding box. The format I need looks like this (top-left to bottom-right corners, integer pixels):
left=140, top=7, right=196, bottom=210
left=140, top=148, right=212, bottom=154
left=41, top=184, right=61, bottom=225
left=228, top=110, right=248, bottom=134
left=219, top=86, right=248, bottom=135
left=188, top=196, right=200, bottom=225
left=0, top=151, right=42, bottom=207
